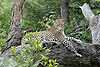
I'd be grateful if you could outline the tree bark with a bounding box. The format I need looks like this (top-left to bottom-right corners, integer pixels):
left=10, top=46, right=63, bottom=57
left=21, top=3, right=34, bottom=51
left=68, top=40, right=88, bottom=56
left=80, top=3, right=100, bottom=44
left=2, top=38, right=100, bottom=67
left=60, top=0, right=69, bottom=23
left=2, top=0, right=25, bottom=53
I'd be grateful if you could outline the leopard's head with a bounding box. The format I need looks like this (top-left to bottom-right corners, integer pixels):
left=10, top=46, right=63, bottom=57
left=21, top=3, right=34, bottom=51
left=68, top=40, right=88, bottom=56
left=54, top=19, right=64, bottom=31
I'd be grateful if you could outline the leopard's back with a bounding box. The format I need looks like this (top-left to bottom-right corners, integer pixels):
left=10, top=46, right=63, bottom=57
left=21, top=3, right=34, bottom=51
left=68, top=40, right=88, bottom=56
left=39, top=31, right=55, bottom=42
left=22, top=29, right=65, bottom=45
left=23, top=19, right=65, bottom=43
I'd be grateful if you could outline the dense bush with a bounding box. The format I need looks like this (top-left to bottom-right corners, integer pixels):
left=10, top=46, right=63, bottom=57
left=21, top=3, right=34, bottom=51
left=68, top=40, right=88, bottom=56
left=1, top=0, right=99, bottom=43
left=0, top=33, right=58, bottom=67
left=0, top=0, right=100, bottom=66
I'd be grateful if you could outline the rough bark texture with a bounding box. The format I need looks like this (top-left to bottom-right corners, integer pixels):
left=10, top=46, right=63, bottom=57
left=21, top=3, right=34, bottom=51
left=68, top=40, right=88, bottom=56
left=60, top=0, right=69, bottom=22
left=80, top=3, right=100, bottom=44
left=1, top=2, right=100, bottom=67
left=80, top=3, right=94, bottom=20
left=89, top=16, right=100, bottom=44
left=2, top=0, right=25, bottom=53
left=45, top=41, right=100, bottom=67
left=1, top=39, right=100, bottom=67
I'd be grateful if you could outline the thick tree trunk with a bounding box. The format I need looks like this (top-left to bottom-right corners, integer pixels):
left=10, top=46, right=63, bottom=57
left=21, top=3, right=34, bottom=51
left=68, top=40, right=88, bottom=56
left=80, top=3, right=100, bottom=44
left=60, top=0, right=69, bottom=23
left=1, top=38, right=100, bottom=67
left=2, top=0, right=25, bottom=53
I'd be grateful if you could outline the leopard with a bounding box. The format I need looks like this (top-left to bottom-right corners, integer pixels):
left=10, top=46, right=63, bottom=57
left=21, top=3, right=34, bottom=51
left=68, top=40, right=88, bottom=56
left=22, top=19, right=82, bottom=57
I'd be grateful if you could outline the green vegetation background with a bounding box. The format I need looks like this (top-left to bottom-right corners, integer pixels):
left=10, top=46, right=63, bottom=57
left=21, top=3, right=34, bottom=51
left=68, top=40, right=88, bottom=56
left=1, top=0, right=100, bottom=44
left=0, top=0, right=100, bottom=67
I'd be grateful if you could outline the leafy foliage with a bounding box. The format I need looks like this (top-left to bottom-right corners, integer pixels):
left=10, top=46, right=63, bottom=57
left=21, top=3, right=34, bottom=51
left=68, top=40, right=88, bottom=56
left=22, top=0, right=59, bottom=31
left=15, top=33, right=58, bottom=67
left=0, top=0, right=100, bottom=43
left=0, top=34, right=58, bottom=67
left=0, top=0, right=12, bottom=38
left=65, top=0, right=100, bottom=43
left=0, top=39, right=6, bottom=50
left=0, top=0, right=100, bottom=66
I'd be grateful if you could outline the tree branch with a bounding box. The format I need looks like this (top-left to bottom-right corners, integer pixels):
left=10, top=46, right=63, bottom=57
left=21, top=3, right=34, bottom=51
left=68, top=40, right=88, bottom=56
left=79, top=3, right=94, bottom=20
left=80, top=3, right=100, bottom=44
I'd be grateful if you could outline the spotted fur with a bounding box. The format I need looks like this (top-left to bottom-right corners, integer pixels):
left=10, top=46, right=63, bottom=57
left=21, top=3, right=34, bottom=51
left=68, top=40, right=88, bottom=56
left=22, top=19, right=82, bottom=57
